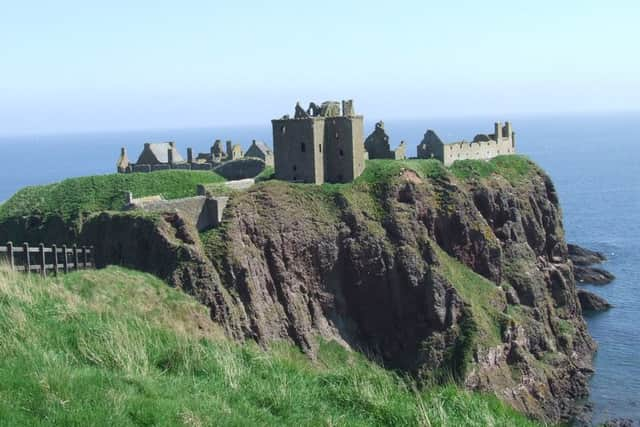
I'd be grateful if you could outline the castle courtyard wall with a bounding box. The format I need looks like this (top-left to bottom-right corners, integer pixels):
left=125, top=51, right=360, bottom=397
left=442, top=138, right=515, bottom=166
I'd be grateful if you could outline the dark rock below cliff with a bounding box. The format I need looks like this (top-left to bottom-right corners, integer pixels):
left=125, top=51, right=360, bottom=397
left=575, top=265, right=616, bottom=285
left=13, top=158, right=598, bottom=424
left=568, top=243, right=615, bottom=284
left=568, top=243, right=607, bottom=265
left=578, top=289, right=612, bottom=312
left=603, top=418, right=636, bottom=427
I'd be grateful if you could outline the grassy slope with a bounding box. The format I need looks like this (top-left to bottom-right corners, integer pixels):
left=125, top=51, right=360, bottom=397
left=0, top=170, right=225, bottom=222
left=0, top=156, right=532, bottom=223
left=0, top=266, right=540, bottom=427
left=448, top=155, right=534, bottom=184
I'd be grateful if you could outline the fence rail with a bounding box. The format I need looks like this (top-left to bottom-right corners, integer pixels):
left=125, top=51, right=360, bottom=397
left=0, top=242, right=94, bottom=277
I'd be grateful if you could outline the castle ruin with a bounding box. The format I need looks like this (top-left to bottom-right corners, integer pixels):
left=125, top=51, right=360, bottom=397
left=116, top=102, right=518, bottom=183
left=417, top=122, right=516, bottom=166
left=117, top=138, right=272, bottom=177
left=271, top=100, right=365, bottom=184
left=364, top=121, right=407, bottom=160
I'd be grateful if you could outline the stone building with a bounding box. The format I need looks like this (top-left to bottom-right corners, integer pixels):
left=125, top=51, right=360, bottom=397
left=209, top=140, right=226, bottom=163
left=418, top=122, right=516, bottom=166
left=226, top=141, right=243, bottom=161
left=117, top=142, right=191, bottom=173
left=271, top=100, right=365, bottom=184
left=245, top=140, right=274, bottom=167
left=118, top=138, right=273, bottom=178
left=364, top=121, right=407, bottom=160
left=137, top=142, right=184, bottom=165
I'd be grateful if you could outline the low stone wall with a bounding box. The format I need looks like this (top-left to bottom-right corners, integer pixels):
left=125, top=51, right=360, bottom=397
left=128, top=196, right=228, bottom=231
left=213, top=158, right=265, bottom=180
left=125, top=162, right=213, bottom=173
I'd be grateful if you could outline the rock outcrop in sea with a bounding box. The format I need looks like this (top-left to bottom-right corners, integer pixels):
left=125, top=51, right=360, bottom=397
left=577, top=289, right=612, bottom=312
left=568, top=243, right=616, bottom=285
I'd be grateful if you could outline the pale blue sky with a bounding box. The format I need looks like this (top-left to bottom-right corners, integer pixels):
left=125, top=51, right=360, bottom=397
left=1, top=0, right=638, bottom=135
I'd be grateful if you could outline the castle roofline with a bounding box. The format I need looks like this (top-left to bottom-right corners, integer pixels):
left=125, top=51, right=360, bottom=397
left=272, top=115, right=363, bottom=122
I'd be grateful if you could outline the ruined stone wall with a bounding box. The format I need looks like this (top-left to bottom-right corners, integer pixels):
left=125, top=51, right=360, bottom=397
left=124, top=162, right=213, bottom=173
left=324, top=116, right=365, bottom=182
left=129, top=195, right=228, bottom=231
left=394, top=142, right=407, bottom=160
left=417, top=130, right=445, bottom=161
left=272, top=117, right=325, bottom=184
left=364, top=122, right=394, bottom=159
left=442, top=137, right=515, bottom=166
left=418, top=125, right=515, bottom=166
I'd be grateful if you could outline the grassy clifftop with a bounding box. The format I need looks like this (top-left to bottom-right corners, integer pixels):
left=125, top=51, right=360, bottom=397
left=0, top=266, right=539, bottom=426
left=0, top=155, right=533, bottom=224
left=0, top=170, right=225, bottom=223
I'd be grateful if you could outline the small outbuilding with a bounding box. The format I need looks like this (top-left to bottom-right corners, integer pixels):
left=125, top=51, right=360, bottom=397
left=136, top=142, right=184, bottom=165
left=245, top=140, right=274, bottom=166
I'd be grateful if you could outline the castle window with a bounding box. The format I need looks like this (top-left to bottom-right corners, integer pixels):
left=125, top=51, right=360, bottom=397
left=339, top=149, right=344, bottom=157
left=301, top=142, right=306, bottom=153
left=319, top=144, right=322, bottom=153
left=281, top=126, right=286, bottom=134
left=293, top=165, right=297, bottom=172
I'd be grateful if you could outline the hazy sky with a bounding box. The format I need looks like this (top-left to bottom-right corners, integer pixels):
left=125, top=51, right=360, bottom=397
left=1, top=1, right=638, bottom=135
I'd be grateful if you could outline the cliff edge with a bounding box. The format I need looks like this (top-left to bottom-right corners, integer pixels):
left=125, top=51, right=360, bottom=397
left=0, top=157, right=596, bottom=423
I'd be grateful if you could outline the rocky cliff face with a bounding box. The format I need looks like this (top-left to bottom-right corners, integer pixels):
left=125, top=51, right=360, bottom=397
left=75, top=161, right=594, bottom=423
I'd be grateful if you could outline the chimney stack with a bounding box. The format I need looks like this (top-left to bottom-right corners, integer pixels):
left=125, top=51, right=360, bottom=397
left=168, top=147, right=174, bottom=165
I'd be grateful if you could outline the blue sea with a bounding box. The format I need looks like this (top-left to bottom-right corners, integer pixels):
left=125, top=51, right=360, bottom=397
left=0, top=113, right=638, bottom=424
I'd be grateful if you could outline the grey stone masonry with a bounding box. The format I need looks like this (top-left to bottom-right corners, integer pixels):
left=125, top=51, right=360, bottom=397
left=126, top=195, right=229, bottom=231
left=118, top=139, right=273, bottom=180
left=417, top=122, right=516, bottom=166
left=272, top=99, right=365, bottom=184
left=364, top=121, right=406, bottom=160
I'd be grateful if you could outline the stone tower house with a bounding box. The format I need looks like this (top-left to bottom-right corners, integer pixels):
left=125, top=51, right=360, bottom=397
left=272, top=100, right=365, bottom=184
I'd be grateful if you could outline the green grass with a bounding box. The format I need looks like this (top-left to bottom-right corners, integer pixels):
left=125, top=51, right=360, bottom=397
left=357, top=159, right=447, bottom=184
left=255, top=166, right=275, bottom=182
left=0, top=170, right=225, bottom=222
left=448, top=155, right=534, bottom=184
left=433, top=246, right=506, bottom=348
left=0, top=266, right=541, bottom=426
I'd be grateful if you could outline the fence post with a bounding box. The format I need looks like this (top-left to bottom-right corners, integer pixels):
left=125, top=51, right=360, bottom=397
left=52, top=244, right=59, bottom=276
left=73, top=244, right=79, bottom=271
left=63, top=245, right=69, bottom=274
left=39, top=243, right=46, bottom=277
left=82, top=246, right=88, bottom=269
left=7, top=241, right=14, bottom=271
left=23, top=243, right=30, bottom=275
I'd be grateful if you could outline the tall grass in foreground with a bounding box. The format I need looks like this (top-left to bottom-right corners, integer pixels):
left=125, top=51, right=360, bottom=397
left=0, top=266, right=541, bottom=426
